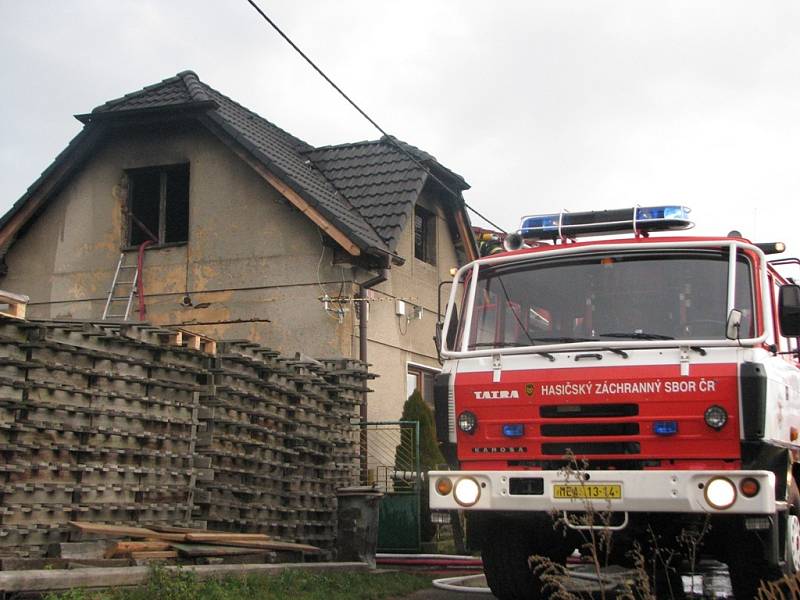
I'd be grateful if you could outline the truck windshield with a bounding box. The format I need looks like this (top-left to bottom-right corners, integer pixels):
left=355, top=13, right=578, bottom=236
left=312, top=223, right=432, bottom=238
left=464, top=250, right=754, bottom=350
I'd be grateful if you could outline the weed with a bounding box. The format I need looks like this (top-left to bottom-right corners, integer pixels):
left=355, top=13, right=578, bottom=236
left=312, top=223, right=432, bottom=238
left=43, top=567, right=431, bottom=600
left=527, top=452, right=716, bottom=600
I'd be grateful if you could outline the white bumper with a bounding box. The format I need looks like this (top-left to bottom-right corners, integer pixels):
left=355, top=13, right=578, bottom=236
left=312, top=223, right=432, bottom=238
left=429, top=470, right=776, bottom=514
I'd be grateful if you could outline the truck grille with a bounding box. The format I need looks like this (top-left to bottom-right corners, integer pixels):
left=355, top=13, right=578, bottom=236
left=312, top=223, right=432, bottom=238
left=541, top=441, right=641, bottom=455
left=541, top=423, right=639, bottom=437
left=539, top=404, right=640, bottom=456
left=540, top=404, right=638, bottom=418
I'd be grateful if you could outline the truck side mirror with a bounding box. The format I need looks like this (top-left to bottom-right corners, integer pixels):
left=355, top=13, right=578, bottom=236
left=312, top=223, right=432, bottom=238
left=434, top=308, right=459, bottom=361
left=726, top=309, right=742, bottom=340
left=445, top=306, right=459, bottom=350
left=779, top=284, right=800, bottom=337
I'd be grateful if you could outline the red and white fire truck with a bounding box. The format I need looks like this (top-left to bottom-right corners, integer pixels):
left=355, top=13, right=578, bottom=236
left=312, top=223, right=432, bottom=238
left=429, top=206, right=800, bottom=599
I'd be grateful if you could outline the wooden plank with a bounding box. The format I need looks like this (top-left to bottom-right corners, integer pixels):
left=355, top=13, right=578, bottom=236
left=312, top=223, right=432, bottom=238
left=193, top=539, right=321, bottom=554
left=130, top=551, right=178, bottom=560
left=66, top=559, right=133, bottom=569
left=171, top=543, right=260, bottom=558
left=69, top=521, right=186, bottom=542
left=0, top=300, right=26, bottom=320
left=454, top=206, right=479, bottom=262
left=108, top=541, right=172, bottom=557
left=184, top=533, right=270, bottom=542
left=149, top=525, right=215, bottom=534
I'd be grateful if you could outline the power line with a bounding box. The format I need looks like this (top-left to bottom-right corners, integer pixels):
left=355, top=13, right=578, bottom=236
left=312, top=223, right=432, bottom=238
left=243, top=0, right=507, bottom=234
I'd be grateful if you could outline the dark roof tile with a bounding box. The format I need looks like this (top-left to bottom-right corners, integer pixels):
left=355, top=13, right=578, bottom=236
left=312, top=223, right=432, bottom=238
left=2, top=71, right=472, bottom=262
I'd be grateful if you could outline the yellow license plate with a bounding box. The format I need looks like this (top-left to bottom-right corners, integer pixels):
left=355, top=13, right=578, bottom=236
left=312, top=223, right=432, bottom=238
left=553, top=484, right=622, bottom=500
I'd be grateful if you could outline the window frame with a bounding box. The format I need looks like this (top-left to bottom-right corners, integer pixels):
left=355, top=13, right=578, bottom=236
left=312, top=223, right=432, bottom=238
left=125, top=163, right=190, bottom=248
left=406, top=362, right=440, bottom=408
left=414, top=204, right=437, bottom=265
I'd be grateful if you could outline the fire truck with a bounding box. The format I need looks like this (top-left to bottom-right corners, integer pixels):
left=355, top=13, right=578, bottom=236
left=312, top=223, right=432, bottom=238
left=429, top=206, right=800, bottom=599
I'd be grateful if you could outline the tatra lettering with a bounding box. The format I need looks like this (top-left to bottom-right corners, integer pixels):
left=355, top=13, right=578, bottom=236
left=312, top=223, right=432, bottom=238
left=473, top=390, right=520, bottom=400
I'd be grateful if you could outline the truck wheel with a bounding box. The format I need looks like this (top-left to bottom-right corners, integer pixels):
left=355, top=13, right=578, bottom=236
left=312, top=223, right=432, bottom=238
left=726, top=538, right=777, bottom=599
left=727, top=481, right=800, bottom=598
left=481, top=517, right=571, bottom=600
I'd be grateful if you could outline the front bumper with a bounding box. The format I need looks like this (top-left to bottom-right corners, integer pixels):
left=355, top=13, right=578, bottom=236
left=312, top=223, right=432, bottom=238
left=429, top=469, right=776, bottom=514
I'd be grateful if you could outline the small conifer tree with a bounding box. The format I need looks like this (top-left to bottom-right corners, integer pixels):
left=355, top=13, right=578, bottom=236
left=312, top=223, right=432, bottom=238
left=394, top=389, right=446, bottom=542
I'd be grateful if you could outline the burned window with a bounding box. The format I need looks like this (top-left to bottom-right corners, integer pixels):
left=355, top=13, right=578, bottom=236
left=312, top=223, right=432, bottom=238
left=127, top=164, right=189, bottom=246
left=414, top=205, right=436, bottom=265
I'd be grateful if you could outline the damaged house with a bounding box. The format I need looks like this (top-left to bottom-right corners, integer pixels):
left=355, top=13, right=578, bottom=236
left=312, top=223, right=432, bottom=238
left=0, top=71, right=477, bottom=421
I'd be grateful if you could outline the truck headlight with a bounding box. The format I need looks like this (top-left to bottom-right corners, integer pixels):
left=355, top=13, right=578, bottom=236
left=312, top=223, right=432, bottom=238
left=453, top=477, right=481, bottom=507
left=704, top=405, right=728, bottom=430
left=705, top=477, right=736, bottom=510
left=458, top=411, right=477, bottom=434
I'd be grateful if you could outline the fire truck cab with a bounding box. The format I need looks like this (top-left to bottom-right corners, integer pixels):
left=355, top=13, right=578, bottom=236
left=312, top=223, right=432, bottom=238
left=430, top=206, right=800, bottom=599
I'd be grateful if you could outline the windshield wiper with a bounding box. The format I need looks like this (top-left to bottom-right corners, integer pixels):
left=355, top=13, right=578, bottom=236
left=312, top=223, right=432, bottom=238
left=468, top=341, right=556, bottom=361
left=599, top=332, right=675, bottom=340
left=470, top=342, right=529, bottom=348
left=528, top=336, right=594, bottom=343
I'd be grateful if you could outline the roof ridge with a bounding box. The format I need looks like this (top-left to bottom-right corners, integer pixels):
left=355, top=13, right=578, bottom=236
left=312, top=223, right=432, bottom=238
left=178, top=70, right=212, bottom=103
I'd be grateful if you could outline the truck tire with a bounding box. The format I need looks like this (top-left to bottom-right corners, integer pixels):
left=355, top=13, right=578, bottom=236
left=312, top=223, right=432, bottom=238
left=727, top=481, right=800, bottom=598
left=481, top=516, right=570, bottom=600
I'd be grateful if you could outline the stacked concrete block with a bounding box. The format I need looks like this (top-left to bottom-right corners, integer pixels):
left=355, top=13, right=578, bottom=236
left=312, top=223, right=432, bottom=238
left=192, top=344, right=370, bottom=553
left=0, top=320, right=207, bottom=557
left=0, top=317, right=368, bottom=558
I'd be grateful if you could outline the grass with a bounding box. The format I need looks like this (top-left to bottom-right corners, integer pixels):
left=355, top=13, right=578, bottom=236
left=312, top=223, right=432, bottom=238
left=43, top=567, right=433, bottom=600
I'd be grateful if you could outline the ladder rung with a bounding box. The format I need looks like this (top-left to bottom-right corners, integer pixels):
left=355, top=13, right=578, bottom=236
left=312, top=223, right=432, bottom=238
left=110, top=296, right=132, bottom=301
left=105, top=314, right=126, bottom=318
left=119, top=265, right=138, bottom=269
left=115, top=281, right=136, bottom=285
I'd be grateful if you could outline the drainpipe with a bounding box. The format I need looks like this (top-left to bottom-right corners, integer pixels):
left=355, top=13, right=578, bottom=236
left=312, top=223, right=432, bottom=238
left=357, top=268, right=389, bottom=421
left=356, top=267, right=388, bottom=484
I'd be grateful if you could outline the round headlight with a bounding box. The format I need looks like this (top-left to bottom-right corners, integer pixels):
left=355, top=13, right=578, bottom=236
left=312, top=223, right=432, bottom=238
left=458, top=411, right=477, bottom=434
left=453, top=477, right=481, bottom=507
left=705, top=477, right=737, bottom=510
left=704, top=405, right=728, bottom=430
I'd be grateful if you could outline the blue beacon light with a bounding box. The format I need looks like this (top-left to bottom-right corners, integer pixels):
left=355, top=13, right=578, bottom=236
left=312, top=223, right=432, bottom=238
left=653, top=420, right=678, bottom=436
left=502, top=424, right=525, bottom=438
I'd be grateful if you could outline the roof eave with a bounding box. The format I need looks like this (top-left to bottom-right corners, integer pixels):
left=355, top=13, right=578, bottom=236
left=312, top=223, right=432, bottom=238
left=75, top=100, right=219, bottom=124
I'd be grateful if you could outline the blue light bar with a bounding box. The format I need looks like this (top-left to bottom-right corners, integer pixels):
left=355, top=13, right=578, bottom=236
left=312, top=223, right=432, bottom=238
left=653, top=420, right=678, bottom=436
left=518, top=206, right=692, bottom=241
left=502, top=424, right=525, bottom=438
left=635, top=206, right=690, bottom=222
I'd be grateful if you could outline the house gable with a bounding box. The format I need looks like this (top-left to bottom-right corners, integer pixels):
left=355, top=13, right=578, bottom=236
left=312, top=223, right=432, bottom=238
left=0, top=70, right=476, bottom=271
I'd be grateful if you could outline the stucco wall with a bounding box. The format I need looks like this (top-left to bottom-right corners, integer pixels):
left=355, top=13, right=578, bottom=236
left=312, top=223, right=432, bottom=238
left=363, top=188, right=461, bottom=422
left=2, top=123, right=354, bottom=359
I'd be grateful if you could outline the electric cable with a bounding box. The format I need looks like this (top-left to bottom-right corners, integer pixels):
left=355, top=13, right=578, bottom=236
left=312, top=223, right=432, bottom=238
left=243, top=0, right=506, bottom=233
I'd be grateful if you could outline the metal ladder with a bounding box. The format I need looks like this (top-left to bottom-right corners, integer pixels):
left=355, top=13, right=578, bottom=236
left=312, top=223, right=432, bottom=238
left=102, top=253, right=139, bottom=320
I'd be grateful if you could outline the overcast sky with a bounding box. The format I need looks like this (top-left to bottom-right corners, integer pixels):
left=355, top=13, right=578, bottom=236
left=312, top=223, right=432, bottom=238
left=2, top=1, right=800, bottom=256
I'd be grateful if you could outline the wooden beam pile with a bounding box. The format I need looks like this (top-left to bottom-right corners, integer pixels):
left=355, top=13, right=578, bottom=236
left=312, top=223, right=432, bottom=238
left=0, top=317, right=368, bottom=559
left=70, top=521, right=320, bottom=563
